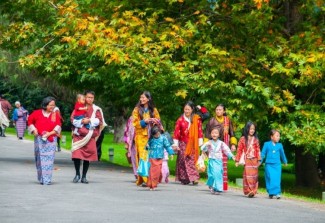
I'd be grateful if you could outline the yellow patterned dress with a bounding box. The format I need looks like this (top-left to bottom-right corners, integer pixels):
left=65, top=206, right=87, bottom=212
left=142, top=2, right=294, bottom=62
left=132, top=107, right=160, bottom=185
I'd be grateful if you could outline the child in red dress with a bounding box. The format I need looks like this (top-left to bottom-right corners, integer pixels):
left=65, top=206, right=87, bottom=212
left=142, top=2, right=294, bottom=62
left=73, top=94, right=88, bottom=135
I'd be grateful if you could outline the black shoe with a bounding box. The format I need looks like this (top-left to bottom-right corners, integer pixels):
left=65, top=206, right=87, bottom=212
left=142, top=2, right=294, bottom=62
left=57, top=148, right=61, bottom=152
left=81, top=177, right=89, bottom=184
left=73, top=175, right=80, bottom=183
left=269, top=195, right=274, bottom=199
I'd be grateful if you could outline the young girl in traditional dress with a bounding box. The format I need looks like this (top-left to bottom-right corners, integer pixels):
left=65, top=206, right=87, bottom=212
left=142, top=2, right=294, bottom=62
left=260, top=129, right=288, bottom=199
left=146, top=126, right=175, bottom=191
left=201, top=128, right=235, bottom=194
left=235, top=121, right=261, bottom=198
left=205, top=104, right=237, bottom=191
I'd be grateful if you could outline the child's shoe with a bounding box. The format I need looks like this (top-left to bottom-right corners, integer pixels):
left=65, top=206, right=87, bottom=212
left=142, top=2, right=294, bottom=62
left=269, top=195, right=274, bottom=199
left=276, top=195, right=281, bottom=199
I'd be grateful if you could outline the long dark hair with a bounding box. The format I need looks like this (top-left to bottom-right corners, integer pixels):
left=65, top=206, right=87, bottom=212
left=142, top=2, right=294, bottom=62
left=136, top=91, right=156, bottom=119
left=184, top=100, right=196, bottom=123
left=242, top=121, right=258, bottom=145
left=215, top=103, right=227, bottom=116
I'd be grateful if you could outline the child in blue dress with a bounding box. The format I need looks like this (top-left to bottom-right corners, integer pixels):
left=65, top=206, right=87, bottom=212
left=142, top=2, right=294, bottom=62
left=146, top=126, right=175, bottom=190
left=201, top=127, right=235, bottom=195
left=260, top=129, right=288, bottom=199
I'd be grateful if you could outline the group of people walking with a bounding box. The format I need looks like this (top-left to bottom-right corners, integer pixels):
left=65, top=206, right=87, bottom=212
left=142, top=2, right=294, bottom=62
left=1, top=90, right=287, bottom=199
left=26, top=91, right=106, bottom=185
left=0, top=94, right=29, bottom=139
left=125, top=91, right=288, bottom=199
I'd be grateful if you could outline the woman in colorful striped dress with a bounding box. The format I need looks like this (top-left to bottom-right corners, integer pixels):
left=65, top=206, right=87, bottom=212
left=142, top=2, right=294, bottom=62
left=12, top=101, right=28, bottom=140
left=28, top=97, right=62, bottom=185
left=235, top=121, right=261, bottom=198
left=173, top=101, right=204, bottom=185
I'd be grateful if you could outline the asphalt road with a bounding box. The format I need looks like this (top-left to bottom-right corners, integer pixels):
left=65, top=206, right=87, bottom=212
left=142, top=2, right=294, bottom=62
left=1, top=135, right=325, bottom=223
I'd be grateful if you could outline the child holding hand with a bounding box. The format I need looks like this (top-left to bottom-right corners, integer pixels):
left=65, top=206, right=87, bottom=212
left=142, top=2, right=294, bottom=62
left=201, top=127, right=235, bottom=195
left=146, top=126, right=175, bottom=191
left=260, top=129, right=288, bottom=199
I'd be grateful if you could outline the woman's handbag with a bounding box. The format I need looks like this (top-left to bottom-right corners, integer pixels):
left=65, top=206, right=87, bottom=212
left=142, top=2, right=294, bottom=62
left=196, top=153, right=207, bottom=173
left=137, top=158, right=151, bottom=177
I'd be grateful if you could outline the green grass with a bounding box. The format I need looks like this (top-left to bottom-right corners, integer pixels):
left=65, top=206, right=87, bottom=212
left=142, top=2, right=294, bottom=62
left=7, top=128, right=325, bottom=202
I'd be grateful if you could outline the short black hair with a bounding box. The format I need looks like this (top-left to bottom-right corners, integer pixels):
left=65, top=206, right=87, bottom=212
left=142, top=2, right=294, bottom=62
left=41, top=96, right=56, bottom=110
left=150, top=125, right=161, bottom=136
left=84, top=90, right=95, bottom=96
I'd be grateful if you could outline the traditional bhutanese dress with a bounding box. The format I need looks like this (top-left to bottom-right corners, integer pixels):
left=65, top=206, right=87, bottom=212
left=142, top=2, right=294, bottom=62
left=161, top=150, right=170, bottom=183
left=71, top=104, right=104, bottom=161
left=235, top=136, right=261, bottom=196
left=123, top=116, right=137, bottom=178
left=13, top=107, right=28, bottom=138
left=173, top=114, right=203, bottom=184
left=0, top=99, right=11, bottom=129
left=132, top=107, right=160, bottom=186
left=201, top=139, right=234, bottom=192
left=146, top=135, right=174, bottom=189
left=261, top=141, right=288, bottom=196
left=205, top=116, right=237, bottom=191
left=28, top=109, right=61, bottom=185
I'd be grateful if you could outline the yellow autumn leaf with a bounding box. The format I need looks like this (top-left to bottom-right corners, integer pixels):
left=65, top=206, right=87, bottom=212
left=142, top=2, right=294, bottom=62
left=162, top=41, right=172, bottom=48
left=193, top=10, right=200, bottom=15
left=110, top=52, right=119, bottom=62
left=77, top=19, right=88, bottom=30
left=61, top=36, right=72, bottom=43
left=164, top=17, right=175, bottom=22
left=142, top=37, right=152, bottom=44
left=307, top=57, right=316, bottom=63
left=175, top=89, right=188, bottom=99
left=172, top=25, right=180, bottom=31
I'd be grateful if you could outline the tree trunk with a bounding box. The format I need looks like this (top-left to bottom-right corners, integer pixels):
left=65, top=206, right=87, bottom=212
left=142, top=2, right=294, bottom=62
left=295, top=148, right=320, bottom=187
left=318, top=153, right=325, bottom=181
left=113, top=115, right=127, bottom=143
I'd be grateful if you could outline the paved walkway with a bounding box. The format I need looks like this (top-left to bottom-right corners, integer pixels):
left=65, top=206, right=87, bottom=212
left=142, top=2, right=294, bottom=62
left=1, top=135, right=325, bottom=223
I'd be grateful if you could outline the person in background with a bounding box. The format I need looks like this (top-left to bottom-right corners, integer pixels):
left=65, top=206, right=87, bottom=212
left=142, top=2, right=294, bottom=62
left=0, top=94, right=12, bottom=137
left=96, top=126, right=106, bottom=161
left=124, top=116, right=137, bottom=179
left=205, top=104, right=237, bottom=191
left=53, top=106, right=64, bottom=151
left=173, top=101, right=204, bottom=185
left=235, top=121, right=261, bottom=198
left=27, top=96, right=62, bottom=185
left=196, top=105, right=210, bottom=123
left=12, top=101, right=28, bottom=140
left=260, top=129, right=288, bottom=199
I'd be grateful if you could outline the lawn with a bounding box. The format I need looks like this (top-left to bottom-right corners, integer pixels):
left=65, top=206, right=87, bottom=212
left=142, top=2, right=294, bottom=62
left=7, top=128, right=324, bottom=202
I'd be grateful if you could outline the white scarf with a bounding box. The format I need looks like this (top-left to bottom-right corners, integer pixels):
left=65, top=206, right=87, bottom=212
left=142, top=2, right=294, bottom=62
left=0, top=102, right=10, bottom=127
